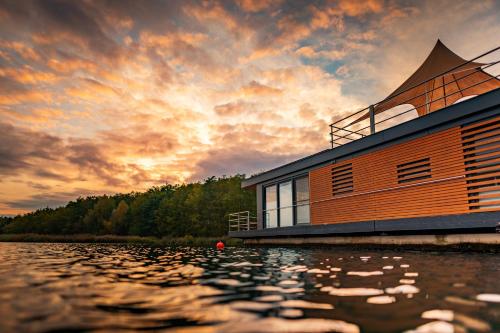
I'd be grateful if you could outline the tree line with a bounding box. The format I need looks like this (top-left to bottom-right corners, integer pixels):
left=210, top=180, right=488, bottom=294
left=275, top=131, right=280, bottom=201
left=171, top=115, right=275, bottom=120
left=0, top=175, right=256, bottom=237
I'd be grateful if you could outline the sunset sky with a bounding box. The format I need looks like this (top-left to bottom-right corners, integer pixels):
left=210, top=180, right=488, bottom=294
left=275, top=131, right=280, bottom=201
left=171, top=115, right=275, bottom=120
left=0, top=0, right=499, bottom=215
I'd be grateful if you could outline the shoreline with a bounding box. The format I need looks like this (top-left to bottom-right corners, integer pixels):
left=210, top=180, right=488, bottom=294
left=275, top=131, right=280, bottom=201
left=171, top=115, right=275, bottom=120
left=2, top=233, right=499, bottom=251
left=0, top=234, right=242, bottom=247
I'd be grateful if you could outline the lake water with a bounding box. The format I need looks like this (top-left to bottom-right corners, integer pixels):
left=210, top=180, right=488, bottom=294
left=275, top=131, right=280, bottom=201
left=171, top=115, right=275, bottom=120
left=0, top=243, right=499, bottom=333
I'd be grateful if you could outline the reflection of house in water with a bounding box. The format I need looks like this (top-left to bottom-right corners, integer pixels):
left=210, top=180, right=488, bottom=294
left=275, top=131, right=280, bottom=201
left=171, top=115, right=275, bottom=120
left=229, top=40, right=500, bottom=240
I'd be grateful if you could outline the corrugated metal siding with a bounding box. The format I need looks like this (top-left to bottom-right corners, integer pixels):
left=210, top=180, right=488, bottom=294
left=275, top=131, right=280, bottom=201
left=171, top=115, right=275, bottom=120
left=310, top=125, right=477, bottom=225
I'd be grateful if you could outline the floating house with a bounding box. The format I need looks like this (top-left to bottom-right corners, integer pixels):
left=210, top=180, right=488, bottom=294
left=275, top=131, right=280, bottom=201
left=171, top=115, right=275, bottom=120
left=229, top=40, right=500, bottom=241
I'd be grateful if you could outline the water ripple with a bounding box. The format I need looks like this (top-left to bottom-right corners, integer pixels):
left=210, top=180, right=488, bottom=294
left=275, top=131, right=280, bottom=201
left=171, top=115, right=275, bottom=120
left=0, top=243, right=498, bottom=333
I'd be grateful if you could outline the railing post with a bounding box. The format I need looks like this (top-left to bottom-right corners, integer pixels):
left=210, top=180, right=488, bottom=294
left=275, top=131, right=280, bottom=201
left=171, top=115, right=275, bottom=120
left=369, top=104, right=375, bottom=135
left=330, top=124, right=334, bottom=149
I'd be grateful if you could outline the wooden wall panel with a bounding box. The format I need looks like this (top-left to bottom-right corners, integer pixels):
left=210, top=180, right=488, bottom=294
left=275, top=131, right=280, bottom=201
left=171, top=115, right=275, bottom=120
left=461, top=115, right=500, bottom=212
left=309, top=126, right=472, bottom=225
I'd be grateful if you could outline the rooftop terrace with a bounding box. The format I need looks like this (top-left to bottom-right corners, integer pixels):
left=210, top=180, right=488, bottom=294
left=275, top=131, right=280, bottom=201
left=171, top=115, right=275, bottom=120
left=329, top=41, right=500, bottom=148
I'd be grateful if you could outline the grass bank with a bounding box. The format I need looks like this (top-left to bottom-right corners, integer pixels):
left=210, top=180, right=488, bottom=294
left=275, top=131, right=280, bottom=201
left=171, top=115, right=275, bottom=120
left=0, top=233, right=242, bottom=247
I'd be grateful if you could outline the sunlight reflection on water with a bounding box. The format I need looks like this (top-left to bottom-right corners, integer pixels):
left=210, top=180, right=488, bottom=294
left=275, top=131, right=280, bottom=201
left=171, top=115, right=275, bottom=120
left=0, top=243, right=498, bottom=333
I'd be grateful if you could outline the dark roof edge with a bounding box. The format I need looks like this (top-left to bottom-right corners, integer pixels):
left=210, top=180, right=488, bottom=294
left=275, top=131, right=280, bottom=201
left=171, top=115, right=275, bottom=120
left=242, top=88, right=500, bottom=188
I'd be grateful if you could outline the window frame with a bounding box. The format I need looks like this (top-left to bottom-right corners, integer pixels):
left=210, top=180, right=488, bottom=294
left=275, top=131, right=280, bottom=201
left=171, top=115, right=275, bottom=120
left=293, top=175, right=310, bottom=225
left=263, top=184, right=278, bottom=228
left=262, top=173, right=310, bottom=228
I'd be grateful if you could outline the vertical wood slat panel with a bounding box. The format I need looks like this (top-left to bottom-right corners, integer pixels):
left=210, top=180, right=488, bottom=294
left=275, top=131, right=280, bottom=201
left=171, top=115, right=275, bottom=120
left=309, top=126, right=470, bottom=225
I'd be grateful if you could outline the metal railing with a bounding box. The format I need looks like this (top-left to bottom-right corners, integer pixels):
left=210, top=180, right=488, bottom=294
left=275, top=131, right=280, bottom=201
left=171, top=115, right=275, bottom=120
left=228, top=211, right=257, bottom=232
left=329, top=45, right=500, bottom=148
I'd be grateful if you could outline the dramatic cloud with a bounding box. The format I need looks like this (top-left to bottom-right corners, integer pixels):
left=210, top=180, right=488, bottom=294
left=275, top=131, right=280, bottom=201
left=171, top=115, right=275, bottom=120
left=0, top=122, right=63, bottom=173
left=0, top=0, right=498, bottom=214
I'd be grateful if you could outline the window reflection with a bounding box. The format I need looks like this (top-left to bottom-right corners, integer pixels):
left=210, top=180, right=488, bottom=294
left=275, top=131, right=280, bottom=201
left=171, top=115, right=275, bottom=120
left=296, top=204, right=310, bottom=224
left=264, top=185, right=277, bottom=228
left=279, top=181, right=293, bottom=227
left=263, top=175, right=310, bottom=228
left=294, top=177, right=310, bottom=224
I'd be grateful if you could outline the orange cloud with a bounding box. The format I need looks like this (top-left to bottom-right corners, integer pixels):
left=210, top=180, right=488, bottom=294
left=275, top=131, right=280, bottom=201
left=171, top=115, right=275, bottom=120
left=0, top=66, right=59, bottom=84
left=1, top=108, right=66, bottom=123
left=47, top=58, right=98, bottom=74
left=295, top=46, right=346, bottom=59
left=276, top=15, right=312, bottom=45
left=31, top=32, right=88, bottom=53
left=139, top=31, right=207, bottom=48
left=103, top=14, right=134, bottom=31
left=0, top=40, right=41, bottom=61
left=239, top=80, right=283, bottom=97
left=65, top=78, right=120, bottom=101
left=214, top=101, right=256, bottom=117
left=0, top=91, right=51, bottom=106
left=186, top=2, right=239, bottom=32
left=236, top=0, right=276, bottom=12
left=239, top=47, right=282, bottom=63
left=309, top=5, right=344, bottom=31
left=298, top=103, right=318, bottom=121
left=338, top=0, right=383, bottom=16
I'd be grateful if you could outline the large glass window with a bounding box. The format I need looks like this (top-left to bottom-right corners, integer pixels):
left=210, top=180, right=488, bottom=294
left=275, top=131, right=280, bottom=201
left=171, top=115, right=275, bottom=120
left=294, top=176, right=310, bottom=224
left=264, top=185, right=277, bottom=228
left=263, top=175, right=310, bottom=228
left=279, top=181, right=293, bottom=227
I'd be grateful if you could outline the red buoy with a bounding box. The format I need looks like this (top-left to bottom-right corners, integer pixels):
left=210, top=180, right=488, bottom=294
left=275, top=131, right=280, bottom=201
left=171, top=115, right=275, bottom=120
left=216, top=241, right=225, bottom=250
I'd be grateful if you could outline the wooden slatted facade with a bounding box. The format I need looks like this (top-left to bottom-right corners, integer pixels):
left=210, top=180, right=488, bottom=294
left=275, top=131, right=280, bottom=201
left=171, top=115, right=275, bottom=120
left=309, top=115, right=500, bottom=225
left=462, top=116, right=500, bottom=212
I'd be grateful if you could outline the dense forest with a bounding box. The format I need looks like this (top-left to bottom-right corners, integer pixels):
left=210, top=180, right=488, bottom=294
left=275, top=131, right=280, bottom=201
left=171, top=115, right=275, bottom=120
left=0, top=175, right=256, bottom=237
